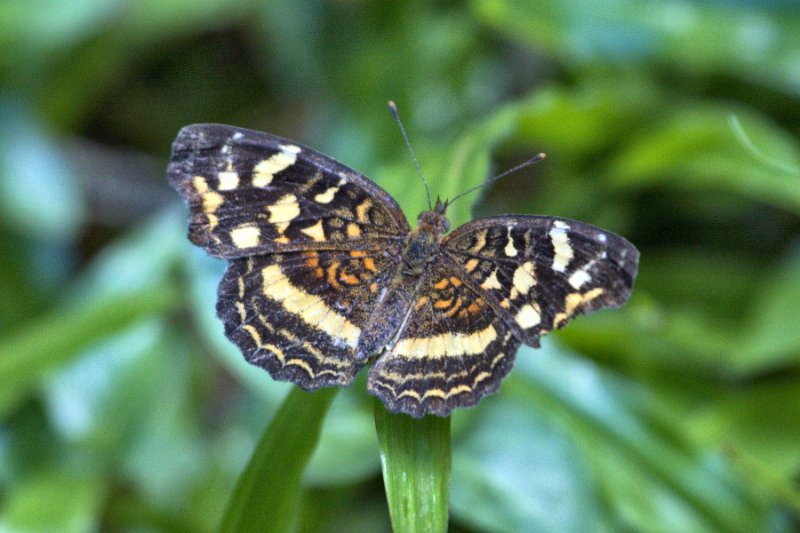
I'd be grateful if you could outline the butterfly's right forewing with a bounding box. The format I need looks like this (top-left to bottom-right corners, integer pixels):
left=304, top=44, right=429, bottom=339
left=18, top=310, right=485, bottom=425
left=442, top=215, right=639, bottom=347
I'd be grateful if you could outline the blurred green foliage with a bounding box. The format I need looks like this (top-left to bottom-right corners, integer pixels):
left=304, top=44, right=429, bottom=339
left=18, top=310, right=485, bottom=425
left=1, top=1, right=799, bottom=532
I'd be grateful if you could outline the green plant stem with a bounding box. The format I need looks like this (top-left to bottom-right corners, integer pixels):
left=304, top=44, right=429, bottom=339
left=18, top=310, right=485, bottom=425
left=374, top=400, right=451, bottom=533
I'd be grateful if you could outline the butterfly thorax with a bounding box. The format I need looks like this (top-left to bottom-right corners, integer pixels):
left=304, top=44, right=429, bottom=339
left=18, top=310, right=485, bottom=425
left=402, top=209, right=450, bottom=276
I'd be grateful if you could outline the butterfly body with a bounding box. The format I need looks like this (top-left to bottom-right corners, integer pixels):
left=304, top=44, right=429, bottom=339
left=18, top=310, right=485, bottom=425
left=169, top=124, right=639, bottom=418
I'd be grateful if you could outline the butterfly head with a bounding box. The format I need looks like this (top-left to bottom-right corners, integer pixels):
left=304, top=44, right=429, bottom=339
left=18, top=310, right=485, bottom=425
left=433, top=196, right=450, bottom=215
left=417, top=197, right=450, bottom=237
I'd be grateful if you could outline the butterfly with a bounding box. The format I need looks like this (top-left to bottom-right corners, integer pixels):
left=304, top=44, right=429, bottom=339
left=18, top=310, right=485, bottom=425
left=168, top=123, right=639, bottom=418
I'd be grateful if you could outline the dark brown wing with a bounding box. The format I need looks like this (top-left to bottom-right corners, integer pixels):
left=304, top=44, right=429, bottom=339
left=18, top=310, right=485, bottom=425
left=168, top=124, right=410, bottom=258
left=441, top=215, right=639, bottom=347
left=367, top=257, right=520, bottom=418
left=217, top=245, right=403, bottom=389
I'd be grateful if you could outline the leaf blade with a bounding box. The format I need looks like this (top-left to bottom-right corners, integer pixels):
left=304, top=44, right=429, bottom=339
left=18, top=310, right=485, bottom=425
left=218, top=387, right=338, bottom=533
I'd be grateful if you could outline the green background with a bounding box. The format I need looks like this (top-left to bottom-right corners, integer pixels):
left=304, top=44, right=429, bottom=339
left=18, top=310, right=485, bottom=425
left=1, top=1, right=799, bottom=531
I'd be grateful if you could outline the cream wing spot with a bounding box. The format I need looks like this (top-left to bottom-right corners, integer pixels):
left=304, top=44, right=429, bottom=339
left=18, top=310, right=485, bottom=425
left=242, top=325, right=262, bottom=346
left=268, top=194, right=301, bottom=223
left=472, top=371, right=492, bottom=387
left=299, top=298, right=329, bottom=324
left=217, top=170, right=240, bottom=190
left=314, top=186, right=339, bottom=204
left=412, top=338, right=431, bottom=357
left=285, top=358, right=314, bottom=377
left=193, top=176, right=224, bottom=213
left=576, top=287, right=604, bottom=309
left=516, top=303, right=541, bottom=328
left=261, top=264, right=361, bottom=348
left=568, top=269, right=592, bottom=289
left=230, top=224, right=261, bottom=249
left=549, top=223, right=573, bottom=272
left=263, top=343, right=285, bottom=363
left=236, top=301, right=247, bottom=322
left=203, top=191, right=224, bottom=213
left=392, top=325, right=497, bottom=358
left=554, top=287, right=605, bottom=327
left=512, top=262, right=536, bottom=295
left=300, top=219, right=326, bottom=241
left=480, top=269, right=503, bottom=290
left=469, top=229, right=488, bottom=253
left=504, top=228, right=518, bottom=257
left=355, top=199, right=372, bottom=223
left=206, top=214, right=219, bottom=230
left=564, top=292, right=584, bottom=314
left=478, top=326, right=496, bottom=350
left=463, top=332, right=480, bottom=354
left=429, top=335, right=447, bottom=357
left=281, top=144, right=301, bottom=154
left=252, top=145, right=300, bottom=187
left=313, top=179, right=345, bottom=204
left=192, top=175, right=209, bottom=193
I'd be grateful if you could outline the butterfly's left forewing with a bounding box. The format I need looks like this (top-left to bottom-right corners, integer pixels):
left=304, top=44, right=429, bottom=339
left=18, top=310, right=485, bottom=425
left=442, top=215, right=639, bottom=347
left=168, top=124, right=410, bottom=258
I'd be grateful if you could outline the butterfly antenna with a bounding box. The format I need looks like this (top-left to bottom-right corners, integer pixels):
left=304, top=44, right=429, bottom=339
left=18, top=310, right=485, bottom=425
left=388, top=100, right=432, bottom=210
left=448, top=152, right=547, bottom=205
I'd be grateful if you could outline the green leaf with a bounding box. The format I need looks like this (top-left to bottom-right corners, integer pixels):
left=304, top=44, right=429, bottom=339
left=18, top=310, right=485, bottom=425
left=472, top=0, right=800, bottom=94
left=513, top=78, right=661, bottom=159
left=218, top=386, right=338, bottom=533
left=0, top=98, right=85, bottom=240
left=451, top=399, right=602, bottom=532
left=42, top=320, right=167, bottom=447
left=508, top=343, right=771, bottom=532
left=303, top=387, right=380, bottom=487
left=0, top=284, right=179, bottom=418
left=438, top=104, right=523, bottom=228
left=0, top=471, right=105, bottom=533
left=375, top=98, right=523, bottom=229
left=0, top=0, right=117, bottom=60
left=692, top=380, right=800, bottom=488
left=633, top=249, right=759, bottom=320
left=609, top=107, right=800, bottom=213
left=374, top=402, right=451, bottom=533
left=731, top=247, right=800, bottom=372
left=68, top=208, right=186, bottom=303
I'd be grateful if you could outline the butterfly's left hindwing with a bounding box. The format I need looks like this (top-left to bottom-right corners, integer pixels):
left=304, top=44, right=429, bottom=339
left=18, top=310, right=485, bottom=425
left=168, top=124, right=410, bottom=258
left=217, top=246, right=403, bottom=390
left=442, top=215, right=639, bottom=347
